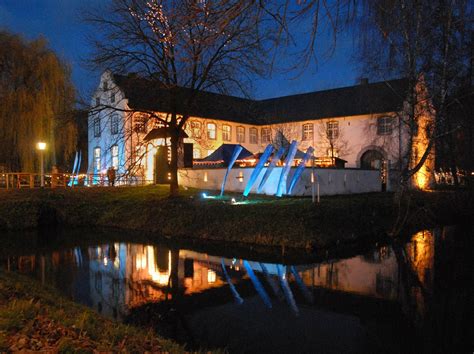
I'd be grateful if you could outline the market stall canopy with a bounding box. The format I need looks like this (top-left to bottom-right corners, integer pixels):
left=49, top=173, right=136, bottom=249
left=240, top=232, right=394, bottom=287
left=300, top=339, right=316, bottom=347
left=196, top=144, right=253, bottom=166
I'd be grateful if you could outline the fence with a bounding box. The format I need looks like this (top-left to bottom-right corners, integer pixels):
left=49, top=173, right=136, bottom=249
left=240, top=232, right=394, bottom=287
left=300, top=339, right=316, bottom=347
left=0, top=172, right=152, bottom=189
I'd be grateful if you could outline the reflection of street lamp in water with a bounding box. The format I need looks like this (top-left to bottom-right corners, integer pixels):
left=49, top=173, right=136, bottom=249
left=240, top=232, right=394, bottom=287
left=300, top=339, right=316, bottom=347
left=37, top=142, right=46, bottom=187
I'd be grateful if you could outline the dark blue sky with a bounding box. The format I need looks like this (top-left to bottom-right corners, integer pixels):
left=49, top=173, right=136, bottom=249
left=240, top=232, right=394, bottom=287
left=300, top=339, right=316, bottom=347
left=0, top=0, right=361, bottom=100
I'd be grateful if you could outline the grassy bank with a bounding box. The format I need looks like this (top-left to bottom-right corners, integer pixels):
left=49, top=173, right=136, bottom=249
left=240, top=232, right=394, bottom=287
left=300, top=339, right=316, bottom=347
left=0, top=186, right=472, bottom=250
left=0, top=270, right=185, bottom=352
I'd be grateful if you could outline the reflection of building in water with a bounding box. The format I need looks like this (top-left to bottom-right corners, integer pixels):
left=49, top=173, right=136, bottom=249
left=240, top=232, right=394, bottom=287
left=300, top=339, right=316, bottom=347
left=4, top=230, right=437, bottom=321
left=299, top=246, right=399, bottom=299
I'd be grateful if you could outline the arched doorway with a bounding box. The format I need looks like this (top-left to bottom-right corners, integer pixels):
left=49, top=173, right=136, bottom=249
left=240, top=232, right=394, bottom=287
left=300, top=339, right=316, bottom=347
left=360, top=149, right=384, bottom=169
left=360, top=149, right=387, bottom=191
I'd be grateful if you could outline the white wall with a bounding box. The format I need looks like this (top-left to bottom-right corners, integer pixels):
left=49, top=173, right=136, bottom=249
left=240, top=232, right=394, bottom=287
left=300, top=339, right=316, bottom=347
left=178, top=167, right=383, bottom=196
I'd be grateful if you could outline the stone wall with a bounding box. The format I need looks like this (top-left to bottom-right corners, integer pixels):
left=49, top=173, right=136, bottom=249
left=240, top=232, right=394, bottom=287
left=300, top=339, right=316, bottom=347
left=178, top=167, right=384, bottom=196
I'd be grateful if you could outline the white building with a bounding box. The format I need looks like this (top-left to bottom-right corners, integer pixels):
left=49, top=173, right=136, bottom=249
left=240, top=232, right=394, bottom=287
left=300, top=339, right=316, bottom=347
left=88, top=71, right=434, bottom=189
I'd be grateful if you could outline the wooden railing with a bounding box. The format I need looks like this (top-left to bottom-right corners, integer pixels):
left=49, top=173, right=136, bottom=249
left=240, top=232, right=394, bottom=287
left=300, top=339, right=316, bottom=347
left=0, top=173, right=153, bottom=189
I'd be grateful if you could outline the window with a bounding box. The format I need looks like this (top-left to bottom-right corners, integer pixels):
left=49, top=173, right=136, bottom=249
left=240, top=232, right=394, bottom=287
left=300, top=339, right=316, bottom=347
left=207, top=123, right=216, bottom=140
left=261, top=127, right=271, bottom=143
left=110, top=92, right=115, bottom=103
left=222, top=124, right=231, bottom=141
left=94, top=117, right=101, bottom=137
left=302, top=123, right=313, bottom=140
left=207, top=149, right=214, bottom=157
left=103, top=81, right=108, bottom=91
left=237, top=126, right=245, bottom=143
left=249, top=128, right=258, bottom=144
left=95, top=97, right=100, bottom=106
left=326, top=121, right=339, bottom=140
left=191, top=121, right=202, bottom=138
left=94, top=147, right=101, bottom=171
left=111, top=145, right=119, bottom=169
left=193, top=148, right=201, bottom=159
left=111, top=114, right=119, bottom=135
left=134, top=115, right=147, bottom=133
left=377, top=116, right=394, bottom=135
left=327, top=148, right=339, bottom=157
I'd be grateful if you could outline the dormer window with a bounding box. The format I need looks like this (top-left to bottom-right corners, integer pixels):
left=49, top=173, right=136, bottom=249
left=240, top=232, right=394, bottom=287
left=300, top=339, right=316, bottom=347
left=103, top=81, right=108, bottom=91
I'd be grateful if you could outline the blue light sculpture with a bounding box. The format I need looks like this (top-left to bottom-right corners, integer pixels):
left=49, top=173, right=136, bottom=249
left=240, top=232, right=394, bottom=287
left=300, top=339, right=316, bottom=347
left=221, top=259, right=244, bottom=304
left=287, top=147, right=314, bottom=195
left=68, top=151, right=79, bottom=187
left=243, top=144, right=273, bottom=197
left=243, top=260, right=272, bottom=308
left=220, top=145, right=243, bottom=196
left=276, top=140, right=298, bottom=197
left=257, top=146, right=286, bottom=194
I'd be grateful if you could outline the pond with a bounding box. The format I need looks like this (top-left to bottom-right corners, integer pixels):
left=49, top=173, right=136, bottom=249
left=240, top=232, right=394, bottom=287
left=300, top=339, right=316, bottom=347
left=1, top=225, right=471, bottom=353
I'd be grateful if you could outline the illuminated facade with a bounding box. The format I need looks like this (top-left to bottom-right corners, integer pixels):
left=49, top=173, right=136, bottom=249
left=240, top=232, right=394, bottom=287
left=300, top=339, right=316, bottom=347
left=88, top=71, right=435, bottom=188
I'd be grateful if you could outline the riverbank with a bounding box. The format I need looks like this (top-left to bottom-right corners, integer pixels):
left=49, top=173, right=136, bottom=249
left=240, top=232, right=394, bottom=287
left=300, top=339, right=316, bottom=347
left=0, top=186, right=472, bottom=251
left=0, top=270, right=185, bottom=352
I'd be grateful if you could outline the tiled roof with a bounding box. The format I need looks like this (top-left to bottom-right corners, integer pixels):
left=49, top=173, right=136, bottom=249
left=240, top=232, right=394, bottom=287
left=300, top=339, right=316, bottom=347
left=113, top=74, right=408, bottom=125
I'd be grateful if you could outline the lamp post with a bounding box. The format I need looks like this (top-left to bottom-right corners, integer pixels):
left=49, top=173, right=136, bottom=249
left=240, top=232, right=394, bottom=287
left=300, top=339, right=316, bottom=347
left=37, top=142, right=46, bottom=187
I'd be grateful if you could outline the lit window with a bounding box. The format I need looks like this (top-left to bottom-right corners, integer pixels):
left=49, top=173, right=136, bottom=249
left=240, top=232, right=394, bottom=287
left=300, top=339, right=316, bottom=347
left=134, top=115, right=147, bottom=133
left=377, top=116, right=394, bottom=135
left=111, top=145, right=119, bottom=169
left=327, top=148, right=339, bottom=157
left=111, top=114, right=119, bottom=135
left=326, top=121, right=339, bottom=140
left=193, top=148, right=201, bottom=159
left=237, top=126, right=245, bottom=143
left=207, top=269, right=217, bottom=283
left=191, top=121, right=202, bottom=138
left=302, top=123, right=313, bottom=140
left=261, top=127, right=271, bottom=143
left=94, top=117, right=101, bottom=137
left=249, top=128, right=258, bottom=144
left=94, top=147, right=101, bottom=171
left=222, top=125, right=231, bottom=142
left=207, top=123, right=216, bottom=140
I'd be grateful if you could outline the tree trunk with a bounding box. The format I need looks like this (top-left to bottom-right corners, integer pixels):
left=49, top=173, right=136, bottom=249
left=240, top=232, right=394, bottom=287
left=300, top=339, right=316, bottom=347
left=169, top=127, right=180, bottom=197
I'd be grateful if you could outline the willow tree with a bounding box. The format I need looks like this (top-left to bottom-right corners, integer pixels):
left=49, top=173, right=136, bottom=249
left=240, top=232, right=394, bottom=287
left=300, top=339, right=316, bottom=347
left=0, top=31, right=76, bottom=172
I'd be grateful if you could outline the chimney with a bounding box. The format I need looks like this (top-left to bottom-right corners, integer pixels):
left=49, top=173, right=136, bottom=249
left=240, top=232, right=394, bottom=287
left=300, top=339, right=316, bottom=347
left=360, top=78, right=369, bottom=85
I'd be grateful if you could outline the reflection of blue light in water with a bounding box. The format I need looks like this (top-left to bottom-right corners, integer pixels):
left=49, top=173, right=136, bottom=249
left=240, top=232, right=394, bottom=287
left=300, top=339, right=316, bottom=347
left=257, top=146, right=286, bottom=193
left=288, top=147, right=314, bottom=195
left=277, top=264, right=299, bottom=315
left=243, top=260, right=272, bottom=308
left=260, top=262, right=284, bottom=300
left=243, top=144, right=273, bottom=197
left=221, top=259, right=244, bottom=304
left=290, top=266, right=314, bottom=304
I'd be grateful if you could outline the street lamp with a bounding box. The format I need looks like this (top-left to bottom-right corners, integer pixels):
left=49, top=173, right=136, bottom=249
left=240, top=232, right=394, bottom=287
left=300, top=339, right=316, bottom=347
left=37, top=142, right=46, bottom=187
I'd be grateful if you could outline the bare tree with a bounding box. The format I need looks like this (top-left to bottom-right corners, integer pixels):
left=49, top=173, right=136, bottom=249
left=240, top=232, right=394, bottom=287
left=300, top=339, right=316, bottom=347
left=85, top=0, right=271, bottom=195
left=358, top=0, right=473, bottom=188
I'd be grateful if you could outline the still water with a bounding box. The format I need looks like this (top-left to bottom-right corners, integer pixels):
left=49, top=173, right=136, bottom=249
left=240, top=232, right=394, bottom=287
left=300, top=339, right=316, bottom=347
left=1, top=225, right=471, bottom=353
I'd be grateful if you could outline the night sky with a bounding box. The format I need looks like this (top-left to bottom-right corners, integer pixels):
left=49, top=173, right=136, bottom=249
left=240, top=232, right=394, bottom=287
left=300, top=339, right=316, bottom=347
left=0, top=0, right=361, bottom=100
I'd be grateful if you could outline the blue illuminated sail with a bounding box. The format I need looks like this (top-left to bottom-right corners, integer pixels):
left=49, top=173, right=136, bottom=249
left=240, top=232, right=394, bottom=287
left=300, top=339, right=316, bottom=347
left=257, top=146, right=285, bottom=193
left=243, top=144, right=273, bottom=197
left=276, top=140, right=298, bottom=197
left=220, top=145, right=243, bottom=196
left=287, top=147, right=314, bottom=195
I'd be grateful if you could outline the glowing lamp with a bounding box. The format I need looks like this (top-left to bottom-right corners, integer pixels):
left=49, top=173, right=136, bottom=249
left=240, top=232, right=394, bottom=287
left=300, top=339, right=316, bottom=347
left=231, top=198, right=236, bottom=204
left=37, top=142, right=47, bottom=150
left=202, top=192, right=207, bottom=198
